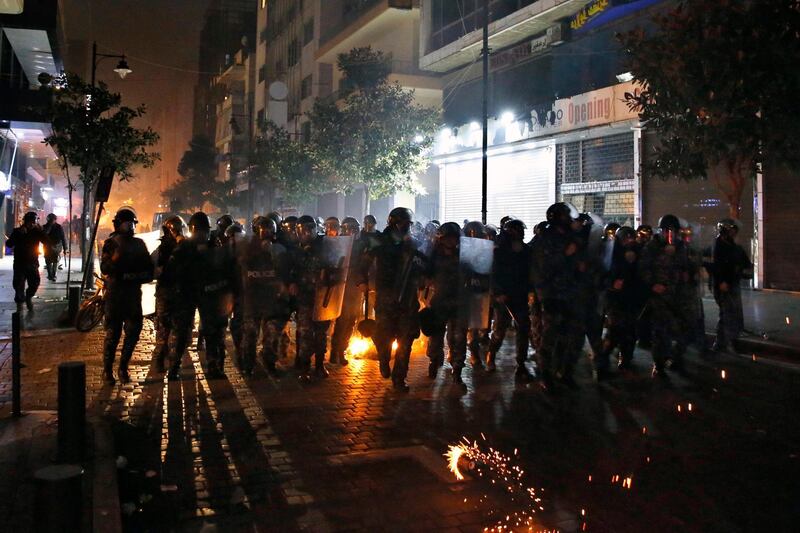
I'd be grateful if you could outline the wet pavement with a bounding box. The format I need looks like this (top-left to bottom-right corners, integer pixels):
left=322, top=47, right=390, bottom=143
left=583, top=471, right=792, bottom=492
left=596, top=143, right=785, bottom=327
left=1, top=319, right=799, bottom=532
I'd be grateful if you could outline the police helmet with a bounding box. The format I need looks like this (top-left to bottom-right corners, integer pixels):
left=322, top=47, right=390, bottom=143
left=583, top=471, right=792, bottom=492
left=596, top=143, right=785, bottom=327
left=604, top=222, right=621, bottom=239
left=387, top=207, right=413, bottom=234
left=162, top=215, right=186, bottom=239
left=252, top=216, right=277, bottom=240
left=297, top=215, right=318, bottom=242
left=615, top=226, right=637, bottom=244
left=225, top=223, right=244, bottom=239
left=484, top=224, right=499, bottom=239
left=46, top=213, right=57, bottom=222
left=658, top=214, right=681, bottom=232
left=437, top=222, right=461, bottom=240
left=341, top=217, right=360, bottom=236
left=534, top=221, right=548, bottom=236
left=22, top=211, right=38, bottom=223
left=578, top=212, right=604, bottom=227
left=324, top=216, right=341, bottom=236
left=266, top=211, right=283, bottom=227
left=546, top=202, right=579, bottom=226
left=463, top=221, right=486, bottom=239
left=503, top=218, right=527, bottom=240
left=636, top=224, right=653, bottom=241
left=717, top=218, right=739, bottom=235
left=188, top=212, right=211, bottom=233
left=216, top=214, right=233, bottom=230
left=113, top=206, right=138, bottom=225
left=363, top=214, right=377, bottom=226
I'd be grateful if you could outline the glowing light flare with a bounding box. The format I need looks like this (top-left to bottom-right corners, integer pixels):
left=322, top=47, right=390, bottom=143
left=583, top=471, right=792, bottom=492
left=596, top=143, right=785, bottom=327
left=721, top=369, right=727, bottom=380
left=786, top=316, right=791, bottom=325
left=445, top=443, right=467, bottom=481
left=345, top=334, right=374, bottom=359
left=38, top=243, right=44, bottom=256
left=391, top=340, right=399, bottom=353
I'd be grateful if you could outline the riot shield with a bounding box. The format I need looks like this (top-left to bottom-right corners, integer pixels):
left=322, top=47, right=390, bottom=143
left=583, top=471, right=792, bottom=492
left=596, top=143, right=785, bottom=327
left=313, top=235, right=354, bottom=321
left=459, top=236, right=494, bottom=329
left=139, top=229, right=161, bottom=316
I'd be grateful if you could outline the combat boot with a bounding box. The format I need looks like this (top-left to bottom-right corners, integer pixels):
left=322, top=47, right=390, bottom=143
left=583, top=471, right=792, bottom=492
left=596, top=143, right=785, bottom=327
left=103, top=360, right=116, bottom=385
left=515, top=365, right=534, bottom=383
left=452, top=367, right=465, bottom=386
left=315, top=356, right=329, bottom=378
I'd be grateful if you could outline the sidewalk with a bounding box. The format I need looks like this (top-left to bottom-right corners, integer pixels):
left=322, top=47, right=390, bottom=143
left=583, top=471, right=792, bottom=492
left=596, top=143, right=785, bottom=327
left=703, top=288, right=800, bottom=356
left=0, top=255, right=85, bottom=338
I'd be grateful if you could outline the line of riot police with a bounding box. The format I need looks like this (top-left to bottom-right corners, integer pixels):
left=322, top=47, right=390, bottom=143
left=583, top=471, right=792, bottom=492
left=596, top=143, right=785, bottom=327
left=99, top=202, right=730, bottom=393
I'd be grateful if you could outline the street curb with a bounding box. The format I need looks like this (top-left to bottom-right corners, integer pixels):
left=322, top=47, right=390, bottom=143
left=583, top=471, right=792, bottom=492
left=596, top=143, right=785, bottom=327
left=705, top=332, right=800, bottom=359
left=91, top=417, right=122, bottom=533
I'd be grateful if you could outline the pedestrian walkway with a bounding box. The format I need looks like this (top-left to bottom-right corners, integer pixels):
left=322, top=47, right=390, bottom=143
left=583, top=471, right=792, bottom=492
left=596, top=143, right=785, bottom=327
left=1, top=321, right=798, bottom=531
left=0, top=255, right=85, bottom=337
left=703, top=288, right=800, bottom=355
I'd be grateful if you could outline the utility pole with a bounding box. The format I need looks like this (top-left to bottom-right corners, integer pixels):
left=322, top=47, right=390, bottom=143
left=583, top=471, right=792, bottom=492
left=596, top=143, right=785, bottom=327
left=481, top=0, right=490, bottom=225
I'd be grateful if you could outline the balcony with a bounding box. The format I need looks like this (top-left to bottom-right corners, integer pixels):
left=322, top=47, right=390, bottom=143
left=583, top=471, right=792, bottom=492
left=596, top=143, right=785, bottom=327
left=420, top=0, right=587, bottom=73
left=318, top=0, right=417, bottom=59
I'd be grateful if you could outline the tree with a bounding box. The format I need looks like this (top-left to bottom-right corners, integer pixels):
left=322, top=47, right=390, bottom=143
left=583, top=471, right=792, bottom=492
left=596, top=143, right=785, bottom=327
left=308, top=46, right=440, bottom=203
left=40, top=73, right=159, bottom=263
left=250, top=120, right=320, bottom=206
left=618, top=0, right=800, bottom=218
left=164, top=135, right=220, bottom=211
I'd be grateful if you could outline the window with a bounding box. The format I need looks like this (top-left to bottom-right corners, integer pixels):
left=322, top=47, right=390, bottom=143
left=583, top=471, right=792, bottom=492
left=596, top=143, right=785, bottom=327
left=304, top=18, right=315, bottom=45
left=301, top=75, right=313, bottom=99
left=288, top=39, right=300, bottom=67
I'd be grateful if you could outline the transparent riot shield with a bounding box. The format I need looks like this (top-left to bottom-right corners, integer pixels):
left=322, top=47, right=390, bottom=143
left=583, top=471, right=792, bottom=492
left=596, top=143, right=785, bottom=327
left=459, top=236, right=494, bottom=329
left=313, top=235, right=354, bottom=321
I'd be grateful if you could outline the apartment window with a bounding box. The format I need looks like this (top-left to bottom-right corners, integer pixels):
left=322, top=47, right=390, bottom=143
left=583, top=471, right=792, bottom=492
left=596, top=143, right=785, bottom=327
left=288, top=39, right=300, bottom=67
left=301, top=75, right=313, bottom=100
left=304, top=18, right=315, bottom=45
left=258, top=64, right=266, bottom=83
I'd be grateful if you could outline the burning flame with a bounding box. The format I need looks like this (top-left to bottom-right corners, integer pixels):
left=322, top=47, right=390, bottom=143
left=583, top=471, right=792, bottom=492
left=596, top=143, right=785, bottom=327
left=345, top=334, right=375, bottom=359
left=392, top=340, right=399, bottom=352
left=446, top=444, right=467, bottom=481
left=38, top=243, right=44, bottom=256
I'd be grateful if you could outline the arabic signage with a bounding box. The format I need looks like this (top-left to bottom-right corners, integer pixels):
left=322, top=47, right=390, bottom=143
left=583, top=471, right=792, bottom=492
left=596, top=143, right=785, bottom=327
left=570, top=0, right=665, bottom=35
left=570, top=0, right=610, bottom=31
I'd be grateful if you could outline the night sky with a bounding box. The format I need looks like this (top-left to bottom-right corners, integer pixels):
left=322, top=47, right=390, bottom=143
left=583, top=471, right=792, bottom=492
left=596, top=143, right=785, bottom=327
left=64, top=0, right=211, bottom=228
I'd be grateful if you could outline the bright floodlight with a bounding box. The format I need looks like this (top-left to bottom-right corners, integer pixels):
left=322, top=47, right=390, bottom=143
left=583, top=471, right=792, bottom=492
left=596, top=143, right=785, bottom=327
left=469, top=121, right=480, bottom=131
left=501, top=111, right=515, bottom=125
left=114, top=58, right=132, bottom=79
left=414, top=134, right=424, bottom=143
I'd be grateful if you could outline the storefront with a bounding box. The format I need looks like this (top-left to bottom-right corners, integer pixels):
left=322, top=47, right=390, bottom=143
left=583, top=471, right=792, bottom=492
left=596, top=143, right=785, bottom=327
left=432, top=82, right=641, bottom=228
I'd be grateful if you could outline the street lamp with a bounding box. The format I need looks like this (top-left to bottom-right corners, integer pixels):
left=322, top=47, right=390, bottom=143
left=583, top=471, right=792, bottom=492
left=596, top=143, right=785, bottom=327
left=91, top=41, right=132, bottom=86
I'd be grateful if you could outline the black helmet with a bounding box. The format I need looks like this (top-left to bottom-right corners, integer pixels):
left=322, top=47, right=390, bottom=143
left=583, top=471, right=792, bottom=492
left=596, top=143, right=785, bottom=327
left=224, top=223, right=244, bottom=239
left=188, top=211, right=211, bottom=233
left=281, top=215, right=298, bottom=232
left=717, top=218, right=739, bottom=235
left=616, top=226, right=637, bottom=243
left=658, top=214, right=681, bottom=232
left=534, top=221, right=548, bottom=236
left=216, top=214, right=234, bottom=231
left=162, top=215, right=186, bottom=239
left=266, top=211, right=283, bottom=227
left=437, top=221, right=461, bottom=239
left=363, top=214, right=377, bottom=225
left=503, top=218, right=527, bottom=240
left=22, top=211, right=38, bottom=223
left=297, top=215, right=318, bottom=243
left=546, top=202, right=578, bottom=226
left=252, top=216, right=277, bottom=241
left=46, top=213, right=57, bottom=222
left=636, top=224, right=653, bottom=241
left=387, top=207, right=413, bottom=225
left=578, top=212, right=603, bottom=227
left=463, top=221, right=486, bottom=239
left=113, top=206, right=138, bottom=224
left=324, top=216, right=340, bottom=236
left=604, top=222, right=621, bottom=239
left=341, top=216, right=360, bottom=236
left=484, top=224, right=498, bottom=239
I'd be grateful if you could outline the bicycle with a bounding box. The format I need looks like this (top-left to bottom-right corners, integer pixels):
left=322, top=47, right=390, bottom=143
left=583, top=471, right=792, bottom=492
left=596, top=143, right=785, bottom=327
left=75, top=274, right=105, bottom=332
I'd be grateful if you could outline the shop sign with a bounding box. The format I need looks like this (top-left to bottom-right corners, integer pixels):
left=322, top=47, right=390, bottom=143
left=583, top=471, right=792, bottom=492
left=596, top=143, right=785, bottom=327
left=570, top=0, right=611, bottom=31
left=560, top=179, right=635, bottom=194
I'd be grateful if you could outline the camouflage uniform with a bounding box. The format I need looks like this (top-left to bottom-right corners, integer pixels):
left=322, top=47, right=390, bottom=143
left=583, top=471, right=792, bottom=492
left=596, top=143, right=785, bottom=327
left=168, top=237, right=235, bottom=377
left=362, top=229, right=426, bottom=387
left=638, top=236, right=691, bottom=373
left=100, top=232, right=154, bottom=378
left=236, top=236, right=290, bottom=373
left=530, top=225, right=583, bottom=383
left=290, top=236, right=330, bottom=372
left=425, top=248, right=467, bottom=374
left=151, top=236, right=180, bottom=370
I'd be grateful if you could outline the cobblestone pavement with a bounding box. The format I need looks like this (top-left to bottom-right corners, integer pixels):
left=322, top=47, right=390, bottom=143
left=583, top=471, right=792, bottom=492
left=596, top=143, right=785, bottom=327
left=1, top=319, right=799, bottom=532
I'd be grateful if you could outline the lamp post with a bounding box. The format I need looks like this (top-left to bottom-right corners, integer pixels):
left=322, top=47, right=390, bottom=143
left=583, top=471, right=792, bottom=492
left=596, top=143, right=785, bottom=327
left=91, top=41, right=132, bottom=87
left=81, top=42, right=132, bottom=293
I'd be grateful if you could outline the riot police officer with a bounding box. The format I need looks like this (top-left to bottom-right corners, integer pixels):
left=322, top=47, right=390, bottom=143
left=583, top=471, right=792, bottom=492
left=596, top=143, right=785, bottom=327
left=291, top=215, right=331, bottom=379
left=151, top=216, right=186, bottom=373
left=226, top=222, right=245, bottom=356
left=362, top=214, right=378, bottom=237
left=710, top=218, right=752, bottom=352
left=360, top=207, right=426, bottom=391
left=486, top=219, right=533, bottom=380
left=424, top=222, right=468, bottom=384
left=237, top=216, right=290, bottom=375
left=211, top=214, right=234, bottom=246
left=530, top=203, right=582, bottom=392
left=638, top=214, right=691, bottom=377
left=462, top=221, right=490, bottom=369
left=100, top=207, right=154, bottom=384
left=6, top=211, right=47, bottom=311
left=167, top=212, right=235, bottom=380
left=600, top=226, right=645, bottom=374
left=330, top=217, right=364, bottom=365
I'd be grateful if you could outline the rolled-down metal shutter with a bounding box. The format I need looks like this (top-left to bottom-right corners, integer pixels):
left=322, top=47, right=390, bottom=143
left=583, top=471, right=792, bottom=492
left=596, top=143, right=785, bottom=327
left=440, top=146, right=555, bottom=228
